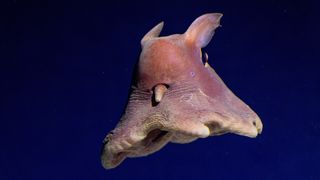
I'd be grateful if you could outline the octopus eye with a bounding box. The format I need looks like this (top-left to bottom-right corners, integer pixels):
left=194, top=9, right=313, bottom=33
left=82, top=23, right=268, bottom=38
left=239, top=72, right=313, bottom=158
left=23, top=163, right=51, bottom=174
left=201, top=51, right=209, bottom=65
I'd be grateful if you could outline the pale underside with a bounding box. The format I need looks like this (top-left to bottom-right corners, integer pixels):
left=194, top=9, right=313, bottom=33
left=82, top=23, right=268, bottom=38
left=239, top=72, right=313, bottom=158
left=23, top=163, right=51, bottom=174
left=101, top=62, right=262, bottom=169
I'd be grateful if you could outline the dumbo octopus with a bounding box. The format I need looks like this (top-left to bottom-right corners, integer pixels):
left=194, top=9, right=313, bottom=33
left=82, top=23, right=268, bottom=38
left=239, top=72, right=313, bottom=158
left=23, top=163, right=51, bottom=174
left=101, top=13, right=263, bottom=169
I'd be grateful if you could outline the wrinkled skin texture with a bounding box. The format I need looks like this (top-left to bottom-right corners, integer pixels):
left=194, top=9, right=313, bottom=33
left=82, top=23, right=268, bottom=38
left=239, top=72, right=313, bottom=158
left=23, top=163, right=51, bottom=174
left=101, top=13, right=263, bottom=169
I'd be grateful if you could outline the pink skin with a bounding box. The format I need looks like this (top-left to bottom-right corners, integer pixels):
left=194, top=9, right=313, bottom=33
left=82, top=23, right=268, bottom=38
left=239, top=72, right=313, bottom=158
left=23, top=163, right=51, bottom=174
left=101, top=13, right=263, bottom=169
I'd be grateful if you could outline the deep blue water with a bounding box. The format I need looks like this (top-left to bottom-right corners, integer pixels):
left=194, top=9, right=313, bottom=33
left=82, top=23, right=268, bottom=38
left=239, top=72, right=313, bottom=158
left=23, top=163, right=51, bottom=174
left=1, top=0, right=320, bottom=179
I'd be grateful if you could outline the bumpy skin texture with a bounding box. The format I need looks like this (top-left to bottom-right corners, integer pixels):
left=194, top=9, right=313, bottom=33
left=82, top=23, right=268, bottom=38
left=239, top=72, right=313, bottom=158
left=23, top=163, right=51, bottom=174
left=101, top=13, right=263, bottom=169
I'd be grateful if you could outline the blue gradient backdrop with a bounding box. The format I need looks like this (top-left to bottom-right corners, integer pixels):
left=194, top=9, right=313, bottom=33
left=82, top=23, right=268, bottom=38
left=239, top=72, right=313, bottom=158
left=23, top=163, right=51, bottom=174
left=1, top=0, right=319, bottom=179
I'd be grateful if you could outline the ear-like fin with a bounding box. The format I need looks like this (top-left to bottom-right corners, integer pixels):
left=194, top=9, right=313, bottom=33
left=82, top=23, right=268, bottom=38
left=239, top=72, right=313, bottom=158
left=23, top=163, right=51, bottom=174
left=141, top=22, right=164, bottom=46
left=184, top=13, right=222, bottom=48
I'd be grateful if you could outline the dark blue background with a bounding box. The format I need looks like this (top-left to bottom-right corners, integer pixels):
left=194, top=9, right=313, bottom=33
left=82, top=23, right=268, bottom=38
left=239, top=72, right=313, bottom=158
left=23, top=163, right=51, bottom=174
left=1, top=0, right=320, bottom=179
